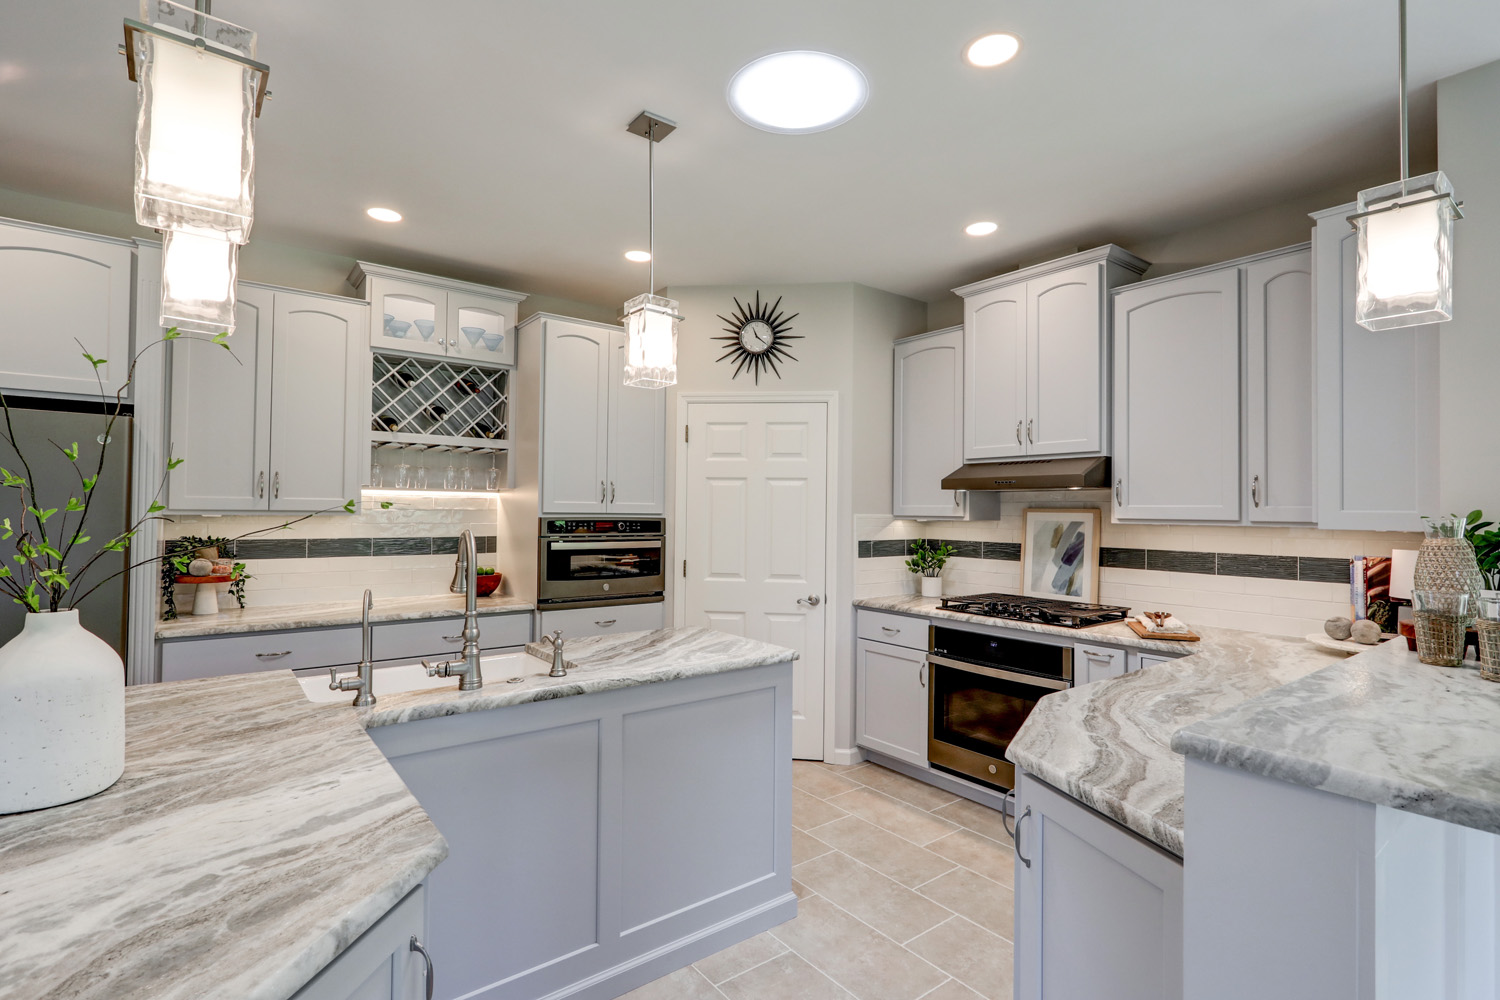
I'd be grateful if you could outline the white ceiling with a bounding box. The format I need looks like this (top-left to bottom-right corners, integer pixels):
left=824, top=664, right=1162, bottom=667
left=3, top=1, right=1500, bottom=307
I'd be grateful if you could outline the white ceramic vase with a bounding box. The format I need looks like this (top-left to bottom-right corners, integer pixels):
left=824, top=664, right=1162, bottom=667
left=0, top=610, right=125, bottom=814
left=920, top=576, right=943, bottom=598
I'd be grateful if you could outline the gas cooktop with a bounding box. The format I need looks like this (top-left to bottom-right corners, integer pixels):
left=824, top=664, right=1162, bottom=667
left=936, top=593, right=1130, bottom=629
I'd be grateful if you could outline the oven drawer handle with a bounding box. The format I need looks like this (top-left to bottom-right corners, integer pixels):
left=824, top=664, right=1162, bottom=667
left=1015, top=805, right=1034, bottom=868
left=925, top=653, right=1070, bottom=691
left=549, top=540, right=662, bottom=551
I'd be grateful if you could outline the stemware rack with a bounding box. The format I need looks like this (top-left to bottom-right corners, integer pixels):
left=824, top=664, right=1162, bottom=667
left=370, top=352, right=509, bottom=450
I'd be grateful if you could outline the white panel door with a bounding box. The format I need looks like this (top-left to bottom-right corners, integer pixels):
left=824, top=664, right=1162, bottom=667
left=366, top=276, right=446, bottom=359
left=684, top=401, right=827, bottom=758
left=855, top=638, right=928, bottom=766
left=964, top=285, right=1028, bottom=460
left=1028, top=263, right=1104, bottom=456
left=892, top=329, right=964, bottom=518
left=1313, top=220, right=1439, bottom=532
left=541, top=320, right=610, bottom=514
left=446, top=290, right=517, bottom=365
left=0, top=222, right=134, bottom=396
left=606, top=330, right=666, bottom=514
left=268, top=293, right=365, bottom=511
left=1245, top=250, right=1315, bottom=524
left=1112, top=269, right=1242, bottom=521
left=167, top=285, right=274, bottom=510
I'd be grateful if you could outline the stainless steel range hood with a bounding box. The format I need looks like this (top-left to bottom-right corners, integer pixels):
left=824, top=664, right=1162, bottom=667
left=940, top=456, right=1111, bottom=492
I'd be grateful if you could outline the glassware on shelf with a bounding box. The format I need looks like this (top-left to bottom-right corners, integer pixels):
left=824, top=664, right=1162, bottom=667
left=444, top=461, right=458, bottom=491
left=1412, top=589, right=1474, bottom=667
left=415, top=452, right=428, bottom=490
left=460, top=464, right=474, bottom=491
left=414, top=319, right=436, bottom=341
left=486, top=452, right=500, bottom=491
left=1478, top=593, right=1500, bottom=682
left=370, top=458, right=383, bottom=489
left=395, top=461, right=411, bottom=489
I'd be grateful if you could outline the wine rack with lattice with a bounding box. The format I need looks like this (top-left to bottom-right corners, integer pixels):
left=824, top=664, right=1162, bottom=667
left=370, top=353, right=509, bottom=450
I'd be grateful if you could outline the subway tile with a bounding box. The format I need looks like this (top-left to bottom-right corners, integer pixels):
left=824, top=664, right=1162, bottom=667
left=477, top=535, right=498, bottom=554
left=232, top=538, right=308, bottom=559
left=1099, top=546, right=1146, bottom=569
left=307, top=537, right=374, bottom=558
left=373, top=536, right=433, bottom=556
left=858, top=540, right=873, bottom=559
left=982, top=541, right=1021, bottom=561
left=870, top=539, right=908, bottom=558
left=1145, top=549, right=1216, bottom=575
left=1217, top=553, right=1298, bottom=580
left=1299, top=556, right=1352, bottom=583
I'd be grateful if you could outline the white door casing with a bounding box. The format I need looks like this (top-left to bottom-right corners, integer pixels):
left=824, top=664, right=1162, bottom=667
left=679, top=398, right=830, bottom=759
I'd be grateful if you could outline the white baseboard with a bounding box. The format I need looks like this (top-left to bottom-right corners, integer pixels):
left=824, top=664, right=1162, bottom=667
left=822, top=746, right=867, bottom=766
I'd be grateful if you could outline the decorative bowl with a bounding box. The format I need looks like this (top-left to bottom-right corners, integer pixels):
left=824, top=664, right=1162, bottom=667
left=481, top=331, right=504, bottom=352
left=414, top=319, right=436, bottom=340
left=475, top=573, right=502, bottom=597
left=383, top=313, right=394, bottom=331
left=461, top=326, right=486, bottom=346
left=387, top=320, right=411, bottom=338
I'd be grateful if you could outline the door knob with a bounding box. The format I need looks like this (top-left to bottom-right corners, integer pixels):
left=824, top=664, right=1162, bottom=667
left=797, top=595, right=822, bottom=607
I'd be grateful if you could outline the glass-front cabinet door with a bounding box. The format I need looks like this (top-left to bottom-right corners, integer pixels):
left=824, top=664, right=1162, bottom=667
left=368, top=276, right=447, bottom=359
left=447, top=291, right=517, bottom=365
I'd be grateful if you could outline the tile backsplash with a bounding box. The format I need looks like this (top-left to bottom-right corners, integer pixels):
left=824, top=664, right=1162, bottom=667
left=855, top=499, right=1423, bottom=638
left=163, top=493, right=502, bottom=613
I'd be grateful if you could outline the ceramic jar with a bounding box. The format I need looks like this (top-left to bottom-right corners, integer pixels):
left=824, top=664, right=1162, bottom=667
left=920, top=576, right=943, bottom=598
left=0, top=610, right=125, bottom=813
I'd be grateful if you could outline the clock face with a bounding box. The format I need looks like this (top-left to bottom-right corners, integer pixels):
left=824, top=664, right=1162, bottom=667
left=740, top=320, right=775, bottom=354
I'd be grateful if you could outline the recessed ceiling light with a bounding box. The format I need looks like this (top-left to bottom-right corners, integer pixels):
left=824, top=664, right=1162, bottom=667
left=965, top=221, right=999, bottom=236
left=728, top=51, right=868, bottom=134
left=966, top=33, right=1021, bottom=68
left=366, top=207, right=402, bottom=222
left=624, top=250, right=652, bottom=263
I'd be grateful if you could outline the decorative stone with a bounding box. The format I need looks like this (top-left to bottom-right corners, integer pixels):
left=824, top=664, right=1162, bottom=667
left=1324, top=617, right=1353, bottom=641
left=187, top=557, right=214, bottom=577
left=1350, top=619, right=1382, bottom=645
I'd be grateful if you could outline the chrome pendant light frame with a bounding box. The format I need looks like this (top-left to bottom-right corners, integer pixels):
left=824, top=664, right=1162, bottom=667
left=621, top=111, right=682, bottom=389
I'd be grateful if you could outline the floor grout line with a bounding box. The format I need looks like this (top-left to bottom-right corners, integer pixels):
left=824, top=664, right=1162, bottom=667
left=910, top=977, right=957, bottom=1000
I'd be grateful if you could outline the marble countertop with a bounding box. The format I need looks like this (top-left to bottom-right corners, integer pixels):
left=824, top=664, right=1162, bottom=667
left=853, top=595, right=1201, bottom=654
left=0, top=671, right=448, bottom=1000
left=359, top=627, right=798, bottom=727
left=156, top=593, right=535, bottom=639
left=1172, top=640, right=1500, bottom=836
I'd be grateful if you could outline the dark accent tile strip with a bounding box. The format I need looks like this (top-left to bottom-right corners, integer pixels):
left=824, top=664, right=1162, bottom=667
left=1299, top=556, right=1352, bottom=583
left=308, top=537, right=374, bottom=558
left=983, top=541, right=1021, bottom=561
left=1100, top=546, right=1147, bottom=569
left=432, top=536, right=459, bottom=556
left=477, top=535, right=497, bottom=554
left=1217, top=553, right=1298, bottom=580
left=942, top=539, right=983, bottom=559
left=869, top=539, right=907, bottom=558
left=231, top=538, right=307, bottom=560
left=858, top=540, right=873, bottom=559
left=373, top=537, right=434, bottom=557
left=1145, top=549, right=1218, bottom=575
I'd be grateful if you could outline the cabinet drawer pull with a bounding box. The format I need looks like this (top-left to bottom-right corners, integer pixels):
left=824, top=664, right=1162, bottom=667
left=594, top=619, right=618, bottom=627
left=600, top=480, right=607, bottom=503
left=880, top=625, right=901, bottom=635
left=919, top=661, right=926, bottom=687
left=257, top=471, right=265, bottom=499
left=1084, top=651, right=1114, bottom=662
left=410, top=936, right=435, bottom=1000
left=610, top=481, right=616, bottom=503
left=1251, top=474, right=1261, bottom=507
left=272, top=471, right=280, bottom=499
left=1027, top=418, right=1034, bottom=444
left=1002, top=789, right=1018, bottom=841
left=255, top=650, right=292, bottom=660
left=1015, top=420, right=1022, bottom=445
left=1015, top=805, right=1034, bottom=868
left=1114, top=478, right=1122, bottom=506
left=442, top=634, right=463, bottom=642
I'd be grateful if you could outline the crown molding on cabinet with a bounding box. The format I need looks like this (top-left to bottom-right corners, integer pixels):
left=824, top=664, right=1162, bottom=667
left=347, top=260, right=528, bottom=304
left=952, top=244, right=1149, bottom=298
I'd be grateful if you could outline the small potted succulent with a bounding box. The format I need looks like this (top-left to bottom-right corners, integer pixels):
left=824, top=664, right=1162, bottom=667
left=906, top=539, right=955, bottom=599
left=474, top=566, right=503, bottom=597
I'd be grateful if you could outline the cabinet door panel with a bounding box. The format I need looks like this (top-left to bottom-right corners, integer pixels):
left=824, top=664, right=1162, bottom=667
left=0, top=223, right=133, bottom=396
left=1074, top=642, right=1126, bottom=685
left=1028, top=264, right=1103, bottom=456
left=855, top=638, right=929, bottom=767
left=1113, top=270, right=1241, bottom=521
left=167, top=286, right=273, bottom=510
left=541, top=321, right=610, bottom=514
left=1246, top=251, right=1314, bottom=523
left=446, top=290, right=517, bottom=365
left=607, top=330, right=666, bottom=514
left=269, top=294, right=366, bottom=510
left=893, top=330, right=965, bottom=518
left=965, top=287, right=1028, bottom=460
left=289, top=885, right=426, bottom=1000
left=367, top=276, right=446, bottom=359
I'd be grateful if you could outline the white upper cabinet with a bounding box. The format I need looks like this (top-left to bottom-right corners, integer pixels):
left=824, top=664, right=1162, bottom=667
left=166, top=285, right=366, bottom=512
left=350, top=262, right=524, bottom=367
left=0, top=219, right=134, bottom=398
left=956, top=246, right=1148, bottom=462
left=1245, top=248, right=1314, bottom=523
left=1113, top=267, right=1242, bottom=521
left=535, top=316, right=665, bottom=516
left=1311, top=207, right=1438, bottom=532
left=893, top=327, right=965, bottom=519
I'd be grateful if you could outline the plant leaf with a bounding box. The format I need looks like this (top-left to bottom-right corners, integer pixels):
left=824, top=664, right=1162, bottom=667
left=166, top=457, right=184, bottom=471
left=344, top=499, right=356, bottom=513
left=63, top=441, right=79, bottom=461
left=148, top=501, right=166, bottom=514
left=65, top=497, right=86, bottom=512
left=27, top=506, right=58, bottom=523
left=70, top=533, right=90, bottom=545
left=82, top=475, right=98, bottom=492
left=163, top=328, right=181, bottom=340
left=380, top=501, right=393, bottom=509
left=81, top=351, right=107, bottom=370
left=0, top=468, right=24, bottom=488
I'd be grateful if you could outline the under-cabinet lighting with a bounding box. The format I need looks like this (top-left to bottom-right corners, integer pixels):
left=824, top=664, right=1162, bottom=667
left=965, top=33, right=1021, bottom=68
left=361, top=489, right=501, bottom=502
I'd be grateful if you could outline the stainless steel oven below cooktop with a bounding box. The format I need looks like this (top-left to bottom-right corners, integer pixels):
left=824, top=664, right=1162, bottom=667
left=936, top=593, right=1130, bottom=629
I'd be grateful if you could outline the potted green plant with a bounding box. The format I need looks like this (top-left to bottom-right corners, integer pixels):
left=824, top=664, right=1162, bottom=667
left=1462, top=510, right=1500, bottom=594
left=905, top=539, right=955, bottom=599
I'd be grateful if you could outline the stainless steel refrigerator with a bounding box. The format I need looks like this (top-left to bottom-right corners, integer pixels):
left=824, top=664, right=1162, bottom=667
left=0, top=404, right=131, bottom=657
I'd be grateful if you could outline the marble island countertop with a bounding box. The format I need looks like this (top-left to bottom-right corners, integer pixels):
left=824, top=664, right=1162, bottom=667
left=1172, top=639, right=1500, bottom=836
left=156, top=593, right=535, bottom=639
left=853, top=595, right=1201, bottom=653
left=0, top=671, right=448, bottom=1000
left=357, top=627, right=799, bottom=727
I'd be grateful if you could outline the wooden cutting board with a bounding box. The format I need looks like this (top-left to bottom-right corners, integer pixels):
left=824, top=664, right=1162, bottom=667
left=1126, top=619, right=1200, bottom=642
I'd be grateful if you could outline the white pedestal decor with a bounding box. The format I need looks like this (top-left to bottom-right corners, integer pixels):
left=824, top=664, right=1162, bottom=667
left=920, top=576, right=943, bottom=598
left=0, top=610, right=125, bottom=813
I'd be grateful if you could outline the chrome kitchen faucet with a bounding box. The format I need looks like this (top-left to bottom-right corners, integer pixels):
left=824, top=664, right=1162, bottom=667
left=423, top=530, right=484, bottom=690
left=328, top=589, right=377, bottom=707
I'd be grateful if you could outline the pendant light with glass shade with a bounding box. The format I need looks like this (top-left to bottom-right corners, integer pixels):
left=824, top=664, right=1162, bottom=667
left=1347, top=0, right=1463, bottom=331
left=122, top=0, right=271, bottom=335
left=621, top=112, right=682, bottom=389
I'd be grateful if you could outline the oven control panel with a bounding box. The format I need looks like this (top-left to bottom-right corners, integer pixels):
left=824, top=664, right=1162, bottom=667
left=542, top=518, right=665, bottom=536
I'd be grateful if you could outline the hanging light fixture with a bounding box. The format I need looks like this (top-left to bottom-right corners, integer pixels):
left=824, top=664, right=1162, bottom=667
left=123, top=0, right=270, bottom=334
left=1348, top=0, right=1463, bottom=331
left=621, top=111, right=682, bottom=389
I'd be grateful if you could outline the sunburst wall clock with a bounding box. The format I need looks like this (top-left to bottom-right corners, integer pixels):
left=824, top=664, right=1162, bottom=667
left=713, top=292, right=802, bottom=383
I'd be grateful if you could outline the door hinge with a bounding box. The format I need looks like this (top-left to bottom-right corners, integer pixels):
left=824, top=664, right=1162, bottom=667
left=682, top=559, right=687, bottom=578
left=684, top=425, right=689, bottom=443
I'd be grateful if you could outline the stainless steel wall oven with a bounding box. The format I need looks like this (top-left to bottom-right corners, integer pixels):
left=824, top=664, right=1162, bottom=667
left=537, top=518, right=665, bottom=609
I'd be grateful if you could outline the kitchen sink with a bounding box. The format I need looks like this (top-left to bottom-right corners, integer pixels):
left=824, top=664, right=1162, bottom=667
left=299, top=652, right=544, bottom=704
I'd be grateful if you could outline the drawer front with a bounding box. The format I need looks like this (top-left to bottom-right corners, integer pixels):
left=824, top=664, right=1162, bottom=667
left=1133, top=652, right=1177, bottom=673
left=373, top=612, right=532, bottom=662
left=539, top=602, right=664, bottom=639
left=160, top=626, right=361, bottom=681
left=1074, top=641, right=1127, bottom=684
left=856, top=610, right=930, bottom=651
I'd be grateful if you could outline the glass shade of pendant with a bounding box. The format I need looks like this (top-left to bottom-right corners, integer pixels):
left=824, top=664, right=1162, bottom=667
left=133, top=1, right=257, bottom=242
left=1354, top=171, right=1456, bottom=331
left=622, top=293, right=680, bottom=388
left=160, top=227, right=238, bottom=335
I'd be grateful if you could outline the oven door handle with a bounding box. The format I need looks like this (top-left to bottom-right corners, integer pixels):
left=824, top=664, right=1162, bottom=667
left=548, top=540, right=663, bottom=551
left=925, top=654, right=1070, bottom=691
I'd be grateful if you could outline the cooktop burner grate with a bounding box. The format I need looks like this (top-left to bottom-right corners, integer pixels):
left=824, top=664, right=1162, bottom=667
left=936, top=592, right=1130, bottom=629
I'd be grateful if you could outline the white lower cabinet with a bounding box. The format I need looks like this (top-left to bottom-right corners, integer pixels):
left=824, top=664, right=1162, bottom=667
left=855, top=637, right=929, bottom=767
left=1133, top=652, right=1177, bottom=672
left=538, top=601, right=664, bottom=639
left=1014, top=770, right=1183, bottom=1000
left=1073, top=642, right=1127, bottom=685
left=291, top=885, right=429, bottom=1000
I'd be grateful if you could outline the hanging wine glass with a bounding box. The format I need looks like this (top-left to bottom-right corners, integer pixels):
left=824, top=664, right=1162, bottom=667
left=460, top=461, right=474, bottom=491
left=395, top=459, right=411, bottom=489
left=415, top=449, right=429, bottom=490
left=486, top=451, right=501, bottom=491
left=370, top=456, right=384, bottom=489
left=444, top=459, right=459, bottom=491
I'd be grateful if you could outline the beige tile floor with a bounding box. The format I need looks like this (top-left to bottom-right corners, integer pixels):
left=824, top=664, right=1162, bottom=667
left=622, top=761, right=1017, bottom=1000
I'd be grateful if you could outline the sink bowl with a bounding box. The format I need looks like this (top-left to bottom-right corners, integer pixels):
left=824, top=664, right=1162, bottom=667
left=300, top=652, right=544, bottom=704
